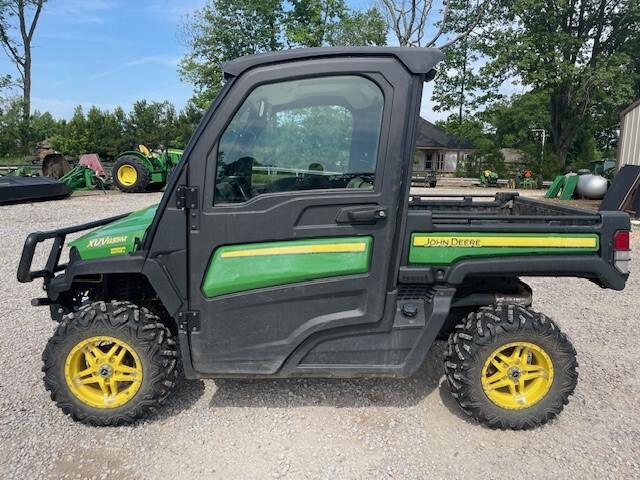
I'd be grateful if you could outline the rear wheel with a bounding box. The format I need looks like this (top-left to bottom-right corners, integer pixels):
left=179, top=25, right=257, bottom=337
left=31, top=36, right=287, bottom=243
left=42, top=301, right=178, bottom=426
left=112, top=156, right=150, bottom=193
left=444, top=304, right=578, bottom=429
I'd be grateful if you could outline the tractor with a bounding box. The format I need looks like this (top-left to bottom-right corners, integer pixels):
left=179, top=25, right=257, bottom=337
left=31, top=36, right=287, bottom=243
left=479, top=168, right=499, bottom=187
left=112, top=145, right=183, bottom=193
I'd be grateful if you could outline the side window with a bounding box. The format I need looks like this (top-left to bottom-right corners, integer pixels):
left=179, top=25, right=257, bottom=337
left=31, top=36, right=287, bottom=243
left=214, top=75, right=384, bottom=204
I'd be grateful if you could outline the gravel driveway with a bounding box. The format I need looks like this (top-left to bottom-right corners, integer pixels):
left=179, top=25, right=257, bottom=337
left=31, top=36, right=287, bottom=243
left=1, top=190, right=639, bottom=479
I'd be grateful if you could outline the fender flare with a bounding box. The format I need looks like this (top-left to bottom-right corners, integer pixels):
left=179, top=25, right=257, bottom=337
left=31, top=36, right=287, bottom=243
left=47, top=255, right=184, bottom=317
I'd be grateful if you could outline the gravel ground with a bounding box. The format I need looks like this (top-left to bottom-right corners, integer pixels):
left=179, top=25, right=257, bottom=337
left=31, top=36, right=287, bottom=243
left=1, top=189, right=639, bottom=479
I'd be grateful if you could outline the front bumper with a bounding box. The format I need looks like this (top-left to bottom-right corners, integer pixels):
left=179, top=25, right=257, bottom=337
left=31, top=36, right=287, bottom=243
left=17, top=213, right=128, bottom=284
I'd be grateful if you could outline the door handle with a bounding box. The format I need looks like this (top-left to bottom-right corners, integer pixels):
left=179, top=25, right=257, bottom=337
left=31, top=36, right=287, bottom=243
left=336, top=206, right=388, bottom=224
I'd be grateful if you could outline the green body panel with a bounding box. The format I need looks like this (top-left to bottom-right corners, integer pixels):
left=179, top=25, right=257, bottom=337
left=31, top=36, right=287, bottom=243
left=559, top=175, right=579, bottom=200
left=545, top=176, right=565, bottom=198
left=409, top=232, right=599, bottom=265
left=150, top=172, right=164, bottom=183
left=166, top=148, right=184, bottom=166
left=59, top=165, right=107, bottom=191
left=69, top=204, right=158, bottom=260
left=202, top=237, right=373, bottom=297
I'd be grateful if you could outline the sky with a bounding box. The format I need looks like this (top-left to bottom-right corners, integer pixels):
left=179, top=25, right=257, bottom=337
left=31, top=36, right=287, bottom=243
left=0, top=0, right=450, bottom=122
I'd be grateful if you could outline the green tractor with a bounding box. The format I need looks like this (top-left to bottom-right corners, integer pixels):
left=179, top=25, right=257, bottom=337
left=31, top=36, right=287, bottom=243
left=479, top=168, right=499, bottom=187
left=112, top=145, right=183, bottom=193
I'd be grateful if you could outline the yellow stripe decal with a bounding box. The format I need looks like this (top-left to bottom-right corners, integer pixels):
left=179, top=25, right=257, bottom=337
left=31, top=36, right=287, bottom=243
left=412, top=236, right=597, bottom=249
left=220, top=242, right=368, bottom=258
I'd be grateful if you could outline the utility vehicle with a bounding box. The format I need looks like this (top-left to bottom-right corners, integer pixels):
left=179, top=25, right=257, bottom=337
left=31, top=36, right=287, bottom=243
left=18, top=48, right=631, bottom=429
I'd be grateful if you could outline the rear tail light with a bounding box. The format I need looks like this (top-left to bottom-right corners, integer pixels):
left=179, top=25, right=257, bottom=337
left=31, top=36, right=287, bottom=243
left=613, top=230, right=631, bottom=274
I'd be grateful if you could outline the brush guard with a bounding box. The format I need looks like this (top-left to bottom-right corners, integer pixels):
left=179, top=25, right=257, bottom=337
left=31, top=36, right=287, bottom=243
left=17, top=213, right=128, bottom=284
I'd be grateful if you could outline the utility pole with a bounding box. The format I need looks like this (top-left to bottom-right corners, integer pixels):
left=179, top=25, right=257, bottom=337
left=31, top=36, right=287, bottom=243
left=531, top=128, right=546, bottom=171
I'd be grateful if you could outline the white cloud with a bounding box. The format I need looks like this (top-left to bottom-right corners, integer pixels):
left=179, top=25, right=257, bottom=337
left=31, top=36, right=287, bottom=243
left=43, top=0, right=117, bottom=25
left=88, top=54, right=182, bottom=80
left=145, top=0, right=209, bottom=23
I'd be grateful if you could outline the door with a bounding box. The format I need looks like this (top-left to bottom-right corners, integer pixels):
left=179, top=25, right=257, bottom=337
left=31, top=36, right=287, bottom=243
left=187, top=58, right=417, bottom=374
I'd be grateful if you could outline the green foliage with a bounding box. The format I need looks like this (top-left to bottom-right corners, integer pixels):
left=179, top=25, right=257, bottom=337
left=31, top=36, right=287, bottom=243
left=0, top=73, right=11, bottom=92
left=0, top=100, right=204, bottom=162
left=483, top=0, right=640, bottom=167
left=285, top=0, right=385, bottom=47
left=179, top=0, right=387, bottom=106
left=286, top=0, right=345, bottom=47
left=325, top=7, right=387, bottom=47
left=437, top=115, right=506, bottom=177
left=484, top=91, right=549, bottom=149
left=432, top=0, right=500, bottom=118
left=0, top=97, right=23, bottom=155
left=179, top=0, right=284, bottom=107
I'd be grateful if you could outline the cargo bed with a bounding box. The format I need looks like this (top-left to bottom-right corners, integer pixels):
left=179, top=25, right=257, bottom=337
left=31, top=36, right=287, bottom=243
left=401, top=192, right=629, bottom=290
left=408, top=192, right=598, bottom=225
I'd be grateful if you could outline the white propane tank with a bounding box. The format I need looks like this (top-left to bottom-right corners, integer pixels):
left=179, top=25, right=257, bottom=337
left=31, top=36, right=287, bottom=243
left=576, top=174, right=608, bottom=199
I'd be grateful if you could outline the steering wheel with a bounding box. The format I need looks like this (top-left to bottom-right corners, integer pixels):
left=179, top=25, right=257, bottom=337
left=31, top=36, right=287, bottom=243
left=226, top=176, right=251, bottom=201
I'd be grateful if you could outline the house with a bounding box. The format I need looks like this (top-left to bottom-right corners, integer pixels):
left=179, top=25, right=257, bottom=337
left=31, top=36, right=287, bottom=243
left=617, top=99, right=640, bottom=170
left=413, top=118, right=475, bottom=174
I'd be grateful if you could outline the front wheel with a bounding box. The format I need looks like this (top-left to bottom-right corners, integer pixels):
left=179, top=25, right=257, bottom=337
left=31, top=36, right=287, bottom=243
left=444, top=304, right=578, bottom=430
left=112, top=156, right=150, bottom=193
left=42, top=301, right=178, bottom=426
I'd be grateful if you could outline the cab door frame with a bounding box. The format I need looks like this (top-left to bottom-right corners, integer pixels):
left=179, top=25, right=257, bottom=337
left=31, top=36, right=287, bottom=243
left=183, top=57, right=422, bottom=375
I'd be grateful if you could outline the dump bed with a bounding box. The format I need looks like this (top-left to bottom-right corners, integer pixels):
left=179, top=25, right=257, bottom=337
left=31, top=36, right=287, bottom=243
left=400, top=192, right=630, bottom=290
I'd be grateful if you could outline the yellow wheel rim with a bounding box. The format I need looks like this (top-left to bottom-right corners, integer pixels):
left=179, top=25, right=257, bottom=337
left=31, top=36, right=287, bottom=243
left=64, top=336, right=143, bottom=409
left=117, top=164, right=138, bottom=186
left=481, top=341, right=554, bottom=410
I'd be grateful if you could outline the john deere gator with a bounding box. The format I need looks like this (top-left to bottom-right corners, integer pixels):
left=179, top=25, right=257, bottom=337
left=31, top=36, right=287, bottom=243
left=18, top=47, right=630, bottom=429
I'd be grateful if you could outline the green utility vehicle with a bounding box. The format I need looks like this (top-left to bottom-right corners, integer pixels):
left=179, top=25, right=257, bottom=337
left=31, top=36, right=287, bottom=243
left=18, top=48, right=630, bottom=429
left=112, top=145, right=183, bottom=193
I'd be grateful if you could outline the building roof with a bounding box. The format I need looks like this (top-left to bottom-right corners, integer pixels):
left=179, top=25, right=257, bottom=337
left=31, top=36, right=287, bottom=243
left=620, top=99, right=640, bottom=118
left=415, top=118, right=474, bottom=150
left=224, top=47, right=443, bottom=78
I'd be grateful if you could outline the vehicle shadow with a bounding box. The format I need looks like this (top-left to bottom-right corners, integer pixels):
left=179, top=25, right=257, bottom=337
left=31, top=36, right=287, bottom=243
left=206, top=341, right=462, bottom=410
left=438, top=377, right=480, bottom=425
left=152, top=372, right=207, bottom=421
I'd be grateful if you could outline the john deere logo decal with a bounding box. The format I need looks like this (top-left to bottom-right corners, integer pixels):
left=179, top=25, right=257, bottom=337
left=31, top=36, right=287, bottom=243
left=412, top=235, right=597, bottom=249
left=87, top=236, right=128, bottom=248
left=415, top=237, right=482, bottom=248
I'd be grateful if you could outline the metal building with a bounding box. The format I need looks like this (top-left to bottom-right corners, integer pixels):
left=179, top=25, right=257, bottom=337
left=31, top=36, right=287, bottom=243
left=618, top=99, right=640, bottom=169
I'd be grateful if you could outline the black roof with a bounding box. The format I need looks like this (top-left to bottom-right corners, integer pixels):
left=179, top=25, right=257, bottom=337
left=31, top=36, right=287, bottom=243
left=415, top=117, right=474, bottom=150
left=224, top=47, right=443, bottom=78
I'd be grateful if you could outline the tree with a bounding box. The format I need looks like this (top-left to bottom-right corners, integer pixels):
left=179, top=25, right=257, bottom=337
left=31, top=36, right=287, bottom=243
left=179, top=0, right=283, bottom=108
left=0, top=0, right=45, bottom=122
left=431, top=0, right=500, bottom=121
left=286, top=0, right=386, bottom=47
left=484, top=91, right=550, bottom=151
left=485, top=0, right=640, bottom=168
left=328, top=7, right=387, bottom=46
left=286, top=0, right=345, bottom=47
left=437, top=115, right=505, bottom=177
left=431, top=35, right=497, bottom=121
left=180, top=0, right=387, bottom=106
left=379, top=0, right=487, bottom=48
left=0, top=73, right=11, bottom=93
left=0, top=96, right=23, bottom=155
